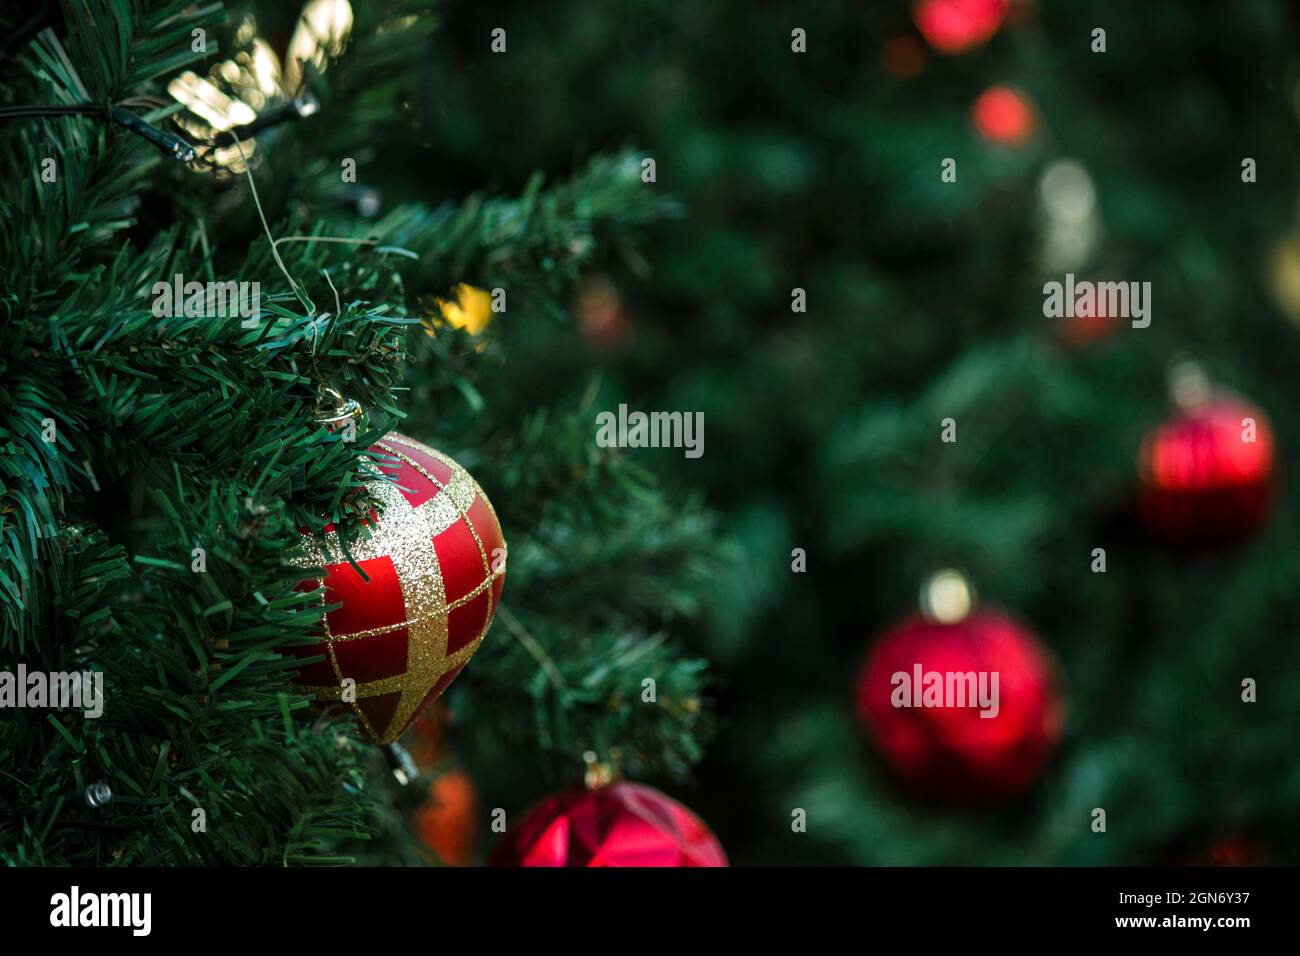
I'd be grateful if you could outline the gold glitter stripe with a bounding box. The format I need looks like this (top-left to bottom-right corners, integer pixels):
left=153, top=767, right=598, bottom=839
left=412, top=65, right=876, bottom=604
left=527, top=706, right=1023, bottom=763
left=373, top=440, right=480, bottom=538
left=315, top=566, right=505, bottom=643
left=299, top=475, right=448, bottom=742
left=378, top=466, right=450, bottom=739
left=377, top=437, right=502, bottom=635
left=377, top=437, right=502, bottom=733
left=298, top=635, right=480, bottom=700
left=446, top=568, right=505, bottom=611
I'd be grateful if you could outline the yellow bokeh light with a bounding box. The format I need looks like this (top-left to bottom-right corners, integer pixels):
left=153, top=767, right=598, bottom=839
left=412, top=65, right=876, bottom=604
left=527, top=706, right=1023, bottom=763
left=429, top=285, right=495, bottom=338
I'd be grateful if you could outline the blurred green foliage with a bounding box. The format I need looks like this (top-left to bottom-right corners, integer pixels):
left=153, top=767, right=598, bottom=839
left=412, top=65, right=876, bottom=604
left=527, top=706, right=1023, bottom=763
left=398, top=0, right=1300, bottom=863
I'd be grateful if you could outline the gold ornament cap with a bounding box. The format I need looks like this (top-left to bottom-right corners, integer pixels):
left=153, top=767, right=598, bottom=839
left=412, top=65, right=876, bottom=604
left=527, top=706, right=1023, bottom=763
left=1168, top=359, right=1212, bottom=413
left=583, top=749, right=619, bottom=790
left=920, top=569, right=974, bottom=625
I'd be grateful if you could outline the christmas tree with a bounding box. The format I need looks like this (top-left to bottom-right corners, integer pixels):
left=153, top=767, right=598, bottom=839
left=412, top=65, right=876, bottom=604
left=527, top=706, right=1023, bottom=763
left=5, top=0, right=1300, bottom=872
left=1, top=0, right=719, bottom=865
left=411, top=0, right=1300, bottom=864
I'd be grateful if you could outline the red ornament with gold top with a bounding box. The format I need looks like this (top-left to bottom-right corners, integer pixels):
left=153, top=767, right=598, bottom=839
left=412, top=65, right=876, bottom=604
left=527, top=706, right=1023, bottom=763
left=488, top=781, right=727, bottom=868
left=855, top=571, right=1064, bottom=802
left=1137, top=364, right=1276, bottom=544
left=286, top=433, right=506, bottom=744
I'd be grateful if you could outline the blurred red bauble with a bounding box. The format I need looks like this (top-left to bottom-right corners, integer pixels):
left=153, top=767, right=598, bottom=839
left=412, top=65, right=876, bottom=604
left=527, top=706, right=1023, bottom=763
left=1055, top=308, right=1118, bottom=350
left=414, top=768, right=479, bottom=866
left=1137, top=381, right=1275, bottom=544
left=855, top=571, right=1063, bottom=802
left=972, top=85, right=1037, bottom=146
left=1204, top=837, right=1263, bottom=866
left=1162, top=835, right=1266, bottom=866
left=1053, top=276, right=1123, bottom=349
left=1205, top=837, right=1266, bottom=866
left=913, top=0, right=1007, bottom=54
left=488, top=781, right=727, bottom=867
left=575, top=275, right=631, bottom=351
left=285, top=433, right=507, bottom=745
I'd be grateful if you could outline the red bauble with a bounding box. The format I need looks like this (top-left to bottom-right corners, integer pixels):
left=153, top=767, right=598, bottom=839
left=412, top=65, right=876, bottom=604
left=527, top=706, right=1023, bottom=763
left=575, top=275, right=631, bottom=352
left=488, top=782, right=727, bottom=867
left=972, top=85, right=1037, bottom=146
left=1137, top=394, right=1275, bottom=543
left=286, top=433, right=507, bottom=744
left=856, top=601, right=1063, bottom=802
left=913, top=0, right=1007, bottom=54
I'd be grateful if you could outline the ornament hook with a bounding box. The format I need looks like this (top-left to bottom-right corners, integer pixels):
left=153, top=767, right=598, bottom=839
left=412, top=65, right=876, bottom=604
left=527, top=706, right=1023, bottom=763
left=313, top=385, right=364, bottom=428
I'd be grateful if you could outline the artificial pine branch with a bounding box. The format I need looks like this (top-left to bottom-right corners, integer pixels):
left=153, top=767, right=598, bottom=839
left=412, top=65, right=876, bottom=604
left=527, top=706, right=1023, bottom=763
left=2, top=0, right=720, bottom=866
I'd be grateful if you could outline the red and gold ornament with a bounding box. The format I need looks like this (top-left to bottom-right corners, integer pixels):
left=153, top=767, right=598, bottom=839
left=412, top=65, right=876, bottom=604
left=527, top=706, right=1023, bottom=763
left=1137, top=364, right=1275, bottom=543
left=287, top=432, right=507, bottom=745
left=856, top=571, right=1063, bottom=802
left=489, top=780, right=727, bottom=867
